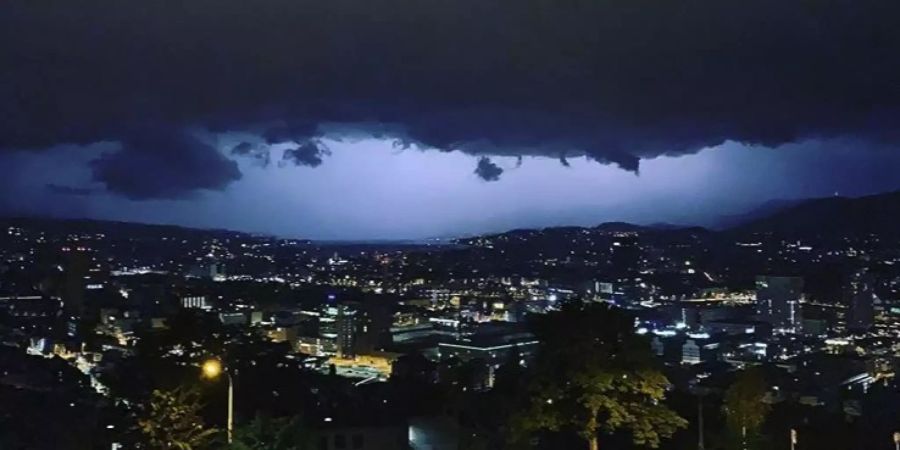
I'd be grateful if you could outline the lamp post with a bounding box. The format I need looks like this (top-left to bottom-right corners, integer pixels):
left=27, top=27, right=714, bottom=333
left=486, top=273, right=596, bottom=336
left=697, top=394, right=705, bottom=450
left=892, top=431, right=899, bottom=450
left=692, top=386, right=709, bottom=450
left=202, top=359, right=234, bottom=444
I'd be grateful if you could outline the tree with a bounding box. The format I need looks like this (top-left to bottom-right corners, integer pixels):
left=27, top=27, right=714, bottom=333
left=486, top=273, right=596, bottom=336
left=457, top=361, right=532, bottom=450
left=515, top=303, right=686, bottom=450
left=722, top=368, right=770, bottom=450
left=137, top=386, right=219, bottom=449
left=227, top=414, right=314, bottom=450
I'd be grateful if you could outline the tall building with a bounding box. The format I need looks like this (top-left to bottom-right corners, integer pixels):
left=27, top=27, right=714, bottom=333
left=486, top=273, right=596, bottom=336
left=61, top=248, right=90, bottom=320
left=336, top=307, right=357, bottom=358
left=187, top=261, right=226, bottom=281
left=681, top=339, right=701, bottom=365
left=846, top=271, right=876, bottom=333
left=756, top=276, right=803, bottom=332
left=320, top=304, right=358, bottom=358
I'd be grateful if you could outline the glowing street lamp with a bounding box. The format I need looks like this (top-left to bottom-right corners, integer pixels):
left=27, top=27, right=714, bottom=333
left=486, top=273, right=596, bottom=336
left=202, top=359, right=222, bottom=378
left=201, top=358, right=234, bottom=444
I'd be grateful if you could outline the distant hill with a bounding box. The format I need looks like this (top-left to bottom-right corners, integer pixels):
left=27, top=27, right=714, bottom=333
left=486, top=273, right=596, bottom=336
left=645, top=222, right=709, bottom=232
left=715, top=198, right=806, bottom=229
left=593, top=222, right=647, bottom=232
left=8, top=189, right=899, bottom=246
left=730, top=190, right=900, bottom=236
left=457, top=190, right=900, bottom=243
left=596, top=221, right=709, bottom=233
left=0, top=216, right=258, bottom=240
left=455, top=221, right=711, bottom=246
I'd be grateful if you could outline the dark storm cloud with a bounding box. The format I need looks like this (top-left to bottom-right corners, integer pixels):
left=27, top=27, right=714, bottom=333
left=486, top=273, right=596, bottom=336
left=281, top=142, right=330, bottom=168
left=90, top=128, right=241, bottom=200
left=231, top=142, right=255, bottom=156
left=262, top=122, right=321, bottom=145
left=2, top=0, right=900, bottom=197
left=474, top=157, right=503, bottom=182
left=231, top=142, right=271, bottom=167
left=46, top=184, right=95, bottom=196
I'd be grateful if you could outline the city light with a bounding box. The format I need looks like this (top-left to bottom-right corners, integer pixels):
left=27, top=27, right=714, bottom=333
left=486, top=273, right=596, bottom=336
left=201, top=359, right=223, bottom=379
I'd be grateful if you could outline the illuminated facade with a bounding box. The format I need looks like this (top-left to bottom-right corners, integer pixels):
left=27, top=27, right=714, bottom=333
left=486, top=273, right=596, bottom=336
left=756, top=276, right=803, bottom=332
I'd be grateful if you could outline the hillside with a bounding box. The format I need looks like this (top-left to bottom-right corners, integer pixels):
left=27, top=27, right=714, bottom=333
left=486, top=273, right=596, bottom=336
left=731, top=190, right=900, bottom=236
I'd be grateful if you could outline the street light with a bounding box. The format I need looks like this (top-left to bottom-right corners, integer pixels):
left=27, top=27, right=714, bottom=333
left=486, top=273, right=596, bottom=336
left=201, top=358, right=234, bottom=444
left=201, top=359, right=222, bottom=378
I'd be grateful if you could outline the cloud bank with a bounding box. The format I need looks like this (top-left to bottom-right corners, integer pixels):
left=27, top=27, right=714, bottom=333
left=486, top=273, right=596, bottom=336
left=2, top=0, right=899, bottom=198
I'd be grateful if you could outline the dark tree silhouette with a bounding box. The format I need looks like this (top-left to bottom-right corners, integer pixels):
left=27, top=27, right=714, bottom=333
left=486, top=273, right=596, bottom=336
left=137, top=386, right=219, bottom=449
left=722, top=368, right=770, bottom=450
left=227, top=414, right=315, bottom=450
left=515, top=303, right=686, bottom=450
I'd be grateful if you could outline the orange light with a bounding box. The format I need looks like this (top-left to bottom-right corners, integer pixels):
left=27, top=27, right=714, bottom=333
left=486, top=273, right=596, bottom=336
left=202, top=359, right=222, bottom=379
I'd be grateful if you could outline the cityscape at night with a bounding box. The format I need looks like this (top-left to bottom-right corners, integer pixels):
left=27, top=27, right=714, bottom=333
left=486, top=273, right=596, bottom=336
left=3, top=1, right=900, bottom=449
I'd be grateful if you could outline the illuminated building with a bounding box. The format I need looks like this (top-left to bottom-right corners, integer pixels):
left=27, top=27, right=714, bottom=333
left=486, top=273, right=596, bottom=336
left=756, top=276, right=803, bottom=332
left=438, top=333, right=538, bottom=367
left=181, top=295, right=211, bottom=310
left=682, top=339, right=701, bottom=364
left=846, top=270, right=876, bottom=333
left=320, top=304, right=359, bottom=358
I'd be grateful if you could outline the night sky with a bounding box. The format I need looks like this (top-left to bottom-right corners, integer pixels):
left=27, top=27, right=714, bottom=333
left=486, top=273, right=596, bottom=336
left=2, top=1, right=900, bottom=239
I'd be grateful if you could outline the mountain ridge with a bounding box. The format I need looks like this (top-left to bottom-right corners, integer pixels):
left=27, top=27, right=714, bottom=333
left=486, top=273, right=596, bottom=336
left=729, top=190, right=900, bottom=236
left=5, top=189, right=900, bottom=241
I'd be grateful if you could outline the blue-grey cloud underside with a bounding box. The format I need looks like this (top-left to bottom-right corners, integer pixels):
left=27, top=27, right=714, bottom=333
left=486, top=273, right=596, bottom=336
left=1, top=0, right=899, bottom=199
